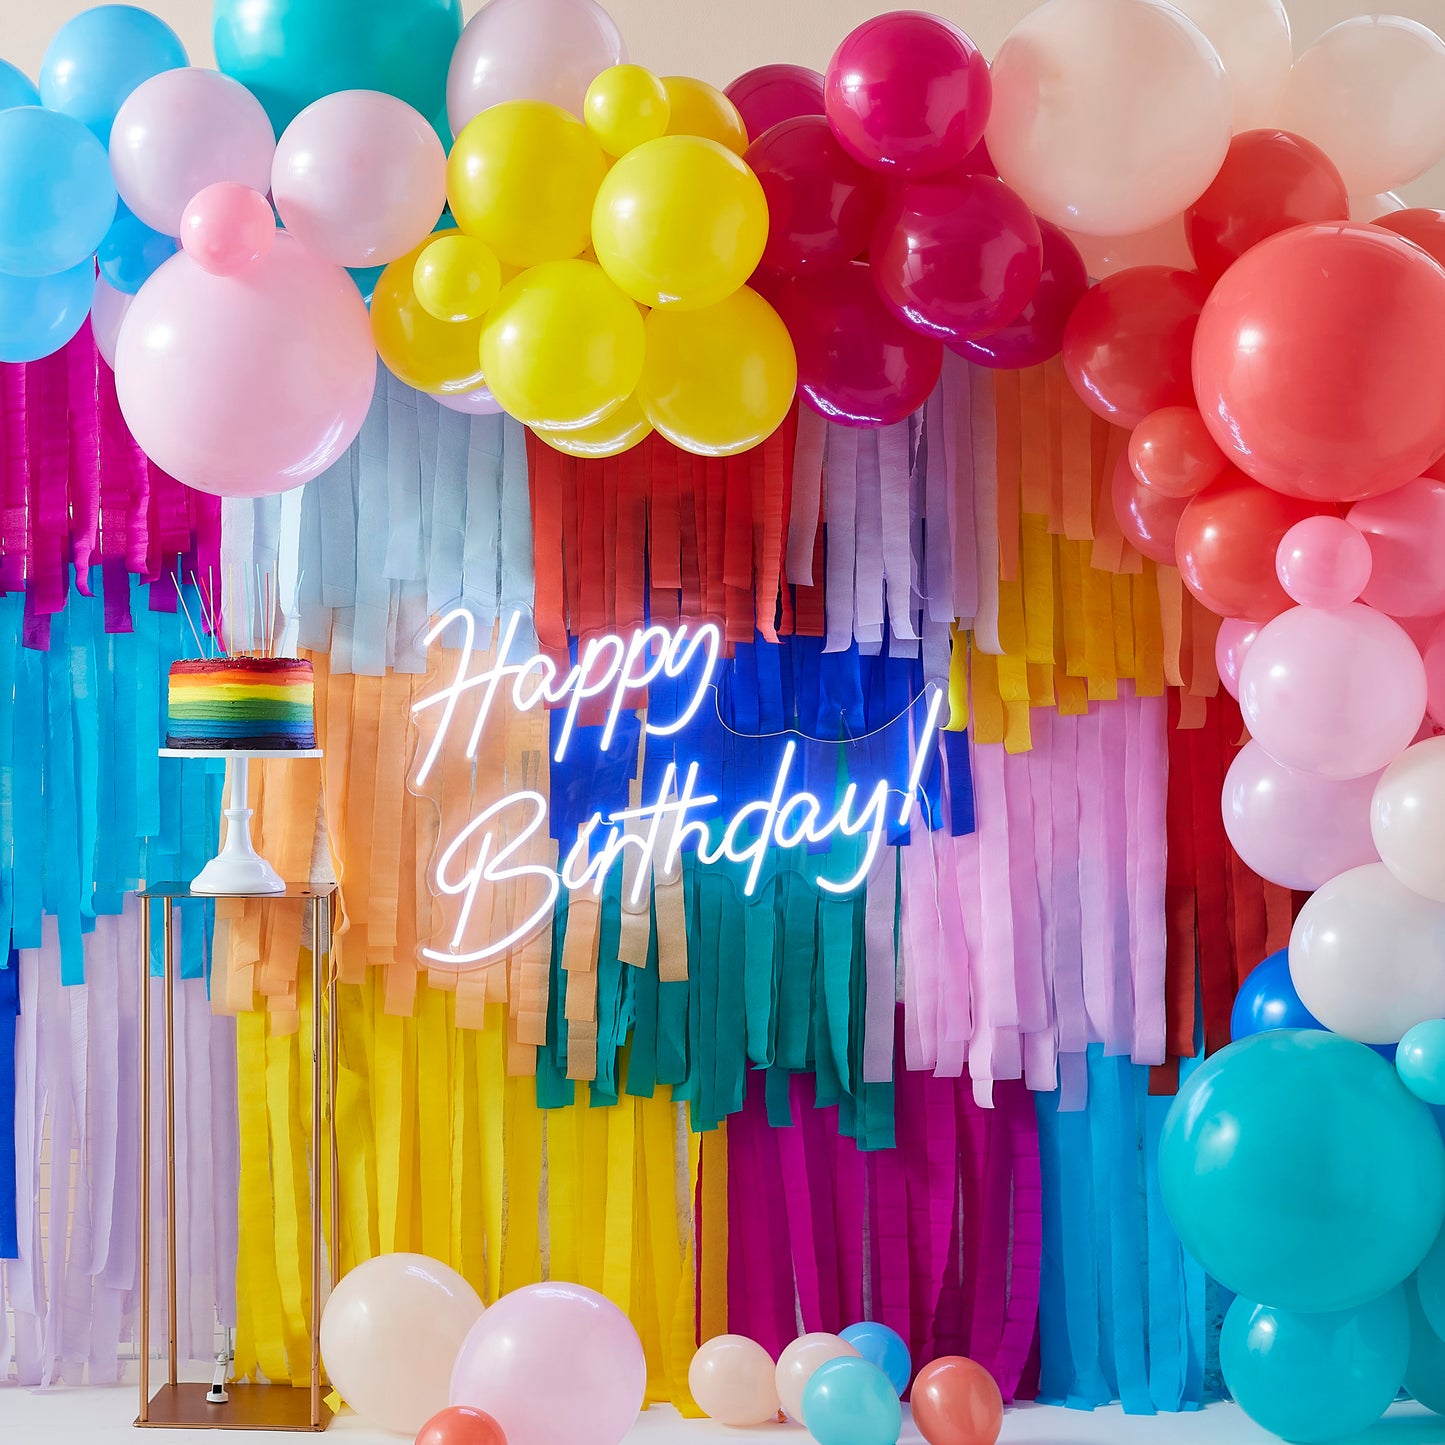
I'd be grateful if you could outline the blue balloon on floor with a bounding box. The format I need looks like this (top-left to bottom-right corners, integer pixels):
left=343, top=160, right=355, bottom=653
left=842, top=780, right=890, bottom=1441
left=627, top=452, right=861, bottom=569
left=0, top=260, right=96, bottom=363
left=1221, top=1290, right=1409, bottom=1442
left=802, top=1357, right=902, bottom=1445
left=1230, top=948, right=1322, bottom=1041
left=840, top=1322, right=912, bottom=1396
left=1399, top=1020, right=1445, bottom=1107
left=0, top=59, right=39, bottom=111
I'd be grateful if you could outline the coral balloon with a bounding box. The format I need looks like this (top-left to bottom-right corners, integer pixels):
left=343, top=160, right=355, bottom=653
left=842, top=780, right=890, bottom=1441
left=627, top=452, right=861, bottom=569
left=746, top=115, right=883, bottom=276
left=415, top=1406, right=508, bottom=1445
left=1374, top=207, right=1445, bottom=267
left=115, top=233, right=376, bottom=497
left=910, top=1356, right=1003, bottom=1445
left=951, top=221, right=1087, bottom=370
left=824, top=12, right=990, bottom=178
left=1239, top=603, right=1426, bottom=779
left=179, top=182, right=274, bottom=277
left=1185, top=129, right=1349, bottom=283
left=1167, top=0, right=1291, bottom=131
left=871, top=174, right=1042, bottom=342
left=1349, top=480, right=1445, bottom=619
left=662, top=75, right=747, bottom=155
left=448, top=101, right=606, bottom=269
left=1426, top=618, right=1445, bottom=728
left=1215, top=617, right=1258, bottom=701
left=90, top=274, right=132, bottom=370
left=413, top=234, right=501, bottom=323
left=1062, top=266, right=1210, bottom=428
left=371, top=232, right=487, bottom=394
left=987, top=0, right=1231, bottom=236
left=591, top=135, right=768, bottom=310
left=775, top=1334, right=859, bottom=1422
left=584, top=65, right=669, bottom=157
left=1372, top=737, right=1445, bottom=902
left=1193, top=222, right=1445, bottom=503
left=0, top=260, right=96, bottom=365
left=782, top=261, right=942, bottom=427
left=1129, top=407, right=1229, bottom=500
left=726, top=64, right=825, bottom=141
left=1068, top=215, right=1193, bottom=279
left=688, top=1335, right=781, bottom=1427
left=1275, top=516, right=1372, bottom=610
left=1111, top=447, right=1191, bottom=566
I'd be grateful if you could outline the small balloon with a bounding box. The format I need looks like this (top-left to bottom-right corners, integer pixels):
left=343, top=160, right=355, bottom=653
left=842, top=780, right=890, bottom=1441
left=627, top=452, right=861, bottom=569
left=909, top=1356, right=1003, bottom=1445
left=1230, top=949, right=1325, bottom=1043
left=661, top=75, right=747, bottom=155
left=1128, top=407, right=1229, bottom=500
left=687, top=1335, right=781, bottom=1427
left=725, top=64, right=824, bottom=141
left=801, top=1357, right=902, bottom=1445
left=584, top=65, right=669, bottom=157
left=372, top=231, right=488, bottom=394
left=180, top=182, right=275, bottom=277
left=1275, top=516, right=1372, bottom=609
left=415, top=1405, right=508, bottom=1445
left=97, top=199, right=176, bottom=295
left=838, top=1323, right=911, bottom=1397
left=1398, top=1021, right=1445, bottom=1107
left=774, top=1334, right=859, bottom=1423
left=413, top=234, right=501, bottom=323
left=534, top=396, right=652, bottom=459
left=1111, top=447, right=1191, bottom=567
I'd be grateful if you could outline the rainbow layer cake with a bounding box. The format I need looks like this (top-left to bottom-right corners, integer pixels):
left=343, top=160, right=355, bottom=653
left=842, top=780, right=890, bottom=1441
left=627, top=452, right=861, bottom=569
left=166, top=657, right=316, bottom=751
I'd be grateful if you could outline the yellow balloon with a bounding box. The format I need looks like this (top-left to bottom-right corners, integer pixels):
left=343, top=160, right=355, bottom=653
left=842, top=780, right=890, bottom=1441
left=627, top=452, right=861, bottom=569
left=638, top=285, right=797, bottom=457
left=535, top=396, right=653, bottom=458
left=413, top=234, right=502, bottom=323
left=662, top=75, right=748, bottom=155
left=371, top=230, right=488, bottom=394
left=447, top=101, right=607, bottom=268
left=584, top=64, right=670, bottom=158
left=591, top=135, right=768, bottom=311
left=481, top=260, right=646, bottom=432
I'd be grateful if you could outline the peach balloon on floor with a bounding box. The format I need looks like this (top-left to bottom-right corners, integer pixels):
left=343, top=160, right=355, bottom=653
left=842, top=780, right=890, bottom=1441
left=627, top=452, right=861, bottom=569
left=688, top=1335, right=781, bottom=1426
left=775, top=1333, right=859, bottom=1421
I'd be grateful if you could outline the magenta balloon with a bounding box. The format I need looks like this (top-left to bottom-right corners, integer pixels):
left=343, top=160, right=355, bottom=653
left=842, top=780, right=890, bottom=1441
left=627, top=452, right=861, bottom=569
left=1223, top=739, right=1381, bottom=891
left=449, top=1283, right=645, bottom=1445
left=725, top=64, right=825, bottom=141
left=115, top=233, right=377, bottom=497
left=824, top=12, right=990, bottom=177
left=1239, top=602, right=1426, bottom=779
left=950, top=220, right=1087, bottom=369
left=1215, top=616, right=1260, bottom=701
left=871, top=172, right=1041, bottom=341
left=1275, top=515, right=1372, bottom=608
left=1349, top=478, right=1445, bottom=618
left=180, top=182, right=275, bottom=277
left=782, top=260, right=943, bottom=426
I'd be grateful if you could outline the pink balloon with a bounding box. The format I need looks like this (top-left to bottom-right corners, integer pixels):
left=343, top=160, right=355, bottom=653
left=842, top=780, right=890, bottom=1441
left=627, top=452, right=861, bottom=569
left=432, top=385, right=504, bottom=416
left=1223, top=739, right=1381, bottom=891
left=725, top=64, right=825, bottom=141
left=446, top=0, right=624, bottom=132
left=91, top=276, right=132, bottom=370
left=271, top=91, right=446, bottom=268
left=115, top=233, right=377, bottom=497
left=180, top=183, right=275, bottom=277
left=1111, top=446, right=1189, bottom=566
left=1215, top=617, right=1260, bottom=701
left=1425, top=616, right=1445, bottom=726
left=449, top=1283, right=645, bottom=1445
left=110, top=67, right=276, bottom=235
left=1275, top=515, right=1372, bottom=609
left=1348, top=478, right=1445, bottom=617
left=1239, top=603, right=1426, bottom=779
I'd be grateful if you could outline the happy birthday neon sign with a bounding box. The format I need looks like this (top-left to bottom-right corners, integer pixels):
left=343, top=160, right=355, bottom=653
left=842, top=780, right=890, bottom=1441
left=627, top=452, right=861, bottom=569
left=411, top=608, right=944, bottom=968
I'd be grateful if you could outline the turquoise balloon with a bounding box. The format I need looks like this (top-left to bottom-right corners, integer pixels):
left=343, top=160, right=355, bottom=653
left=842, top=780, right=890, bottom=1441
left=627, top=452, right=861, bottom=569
left=0, top=260, right=96, bottom=363
left=1405, top=1276, right=1445, bottom=1414
left=213, top=0, right=463, bottom=135
left=801, top=1357, right=902, bottom=1445
left=1418, top=1226, right=1445, bottom=1341
left=1399, top=1020, right=1445, bottom=1106
left=1159, top=1030, right=1445, bottom=1313
left=0, top=60, right=40, bottom=111
left=839, top=1323, right=911, bottom=1397
left=97, top=200, right=175, bottom=294
left=1221, top=1291, right=1408, bottom=1443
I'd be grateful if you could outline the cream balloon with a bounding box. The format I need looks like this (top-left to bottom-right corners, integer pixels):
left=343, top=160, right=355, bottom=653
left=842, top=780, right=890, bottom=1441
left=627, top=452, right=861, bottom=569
left=1279, top=16, right=1445, bottom=197
left=986, top=0, right=1232, bottom=236
left=688, top=1335, right=781, bottom=1426
left=91, top=275, right=132, bottom=370
left=775, top=1333, right=859, bottom=1422
left=1351, top=191, right=1406, bottom=221
left=1067, top=214, right=1192, bottom=279
left=1372, top=736, right=1445, bottom=902
left=1167, top=0, right=1291, bottom=131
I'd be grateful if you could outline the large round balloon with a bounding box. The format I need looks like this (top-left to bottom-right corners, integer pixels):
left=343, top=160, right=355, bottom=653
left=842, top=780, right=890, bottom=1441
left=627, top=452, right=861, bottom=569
left=1158, top=1029, right=1445, bottom=1312
left=987, top=0, right=1231, bottom=236
left=1220, top=1291, right=1409, bottom=1443
left=1230, top=949, right=1324, bottom=1043
left=1349, top=480, right=1445, bottom=619
left=1372, top=737, right=1445, bottom=902
left=115, top=234, right=377, bottom=497
left=824, top=12, right=989, bottom=178
left=1167, top=0, right=1291, bottom=132
left=371, top=231, right=488, bottom=395
left=0, top=260, right=96, bottom=364
left=1068, top=215, right=1193, bottom=280
left=1193, top=223, right=1445, bottom=503
left=726, top=64, right=825, bottom=141
left=1111, top=448, right=1191, bottom=567
left=1404, top=1276, right=1445, bottom=1415
left=215, top=0, right=462, bottom=136
left=0, top=60, right=40, bottom=111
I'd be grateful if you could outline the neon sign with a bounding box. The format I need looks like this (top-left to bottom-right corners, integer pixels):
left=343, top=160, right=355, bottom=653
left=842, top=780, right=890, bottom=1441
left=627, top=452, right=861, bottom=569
left=411, top=608, right=944, bottom=968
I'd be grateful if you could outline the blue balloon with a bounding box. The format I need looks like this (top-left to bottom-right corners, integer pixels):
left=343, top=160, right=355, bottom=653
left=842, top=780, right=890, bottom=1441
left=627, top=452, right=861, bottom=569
left=97, top=200, right=175, bottom=294
left=1404, top=1276, right=1445, bottom=1415
left=801, top=1357, right=902, bottom=1445
left=1221, top=1290, right=1408, bottom=1443
left=39, top=5, right=187, bottom=143
left=1417, top=1223, right=1445, bottom=1341
left=1159, top=1029, right=1445, bottom=1313
left=839, top=1323, right=911, bottom=1397
left=0, top=261, right=97, bottom=363
left=1231, top=949, right=1323, bottom=1041
left=0, top=107, right=116, bottom=278
left=1399, top=1020, right=1445, bottom=1107
left=0, top=59, right=40, bottom=111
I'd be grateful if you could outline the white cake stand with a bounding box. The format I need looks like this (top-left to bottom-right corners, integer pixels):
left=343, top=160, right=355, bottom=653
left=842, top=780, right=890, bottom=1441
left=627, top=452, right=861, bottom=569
left=158, top=748, right=323, bottom=895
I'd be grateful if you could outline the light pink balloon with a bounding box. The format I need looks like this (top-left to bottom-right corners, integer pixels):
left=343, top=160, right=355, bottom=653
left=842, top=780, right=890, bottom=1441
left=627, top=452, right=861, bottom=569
left=1275, top=515, right=1373, bottom=609
left=1239, top=602, right=1426, bottom=779
left=115, top=233, right=376, bottom=498
left=774, top=1333, right=859, bottom=1422
left=110, top=67, right=276, bottom=236
left=1425, top=617, right=1445, bottom=726
left=1223, top=739, right=1381, bottom=891
left=688, top=1336, right=780, bottom=1427
left=432, top=385, right=504, bottom=416
left=449, top=1282, right=645, bottom=1445
left=1349, top=478, right=1445, bottom=617
left=91, top=276, right=132, bottom=370
left=272, top=90, right=446, bottom=268
left=447, top=0, right=625, bottom=133
left=180, top=182, right=275, bottom=277
left=1215, top=616, right=1259, bottom=700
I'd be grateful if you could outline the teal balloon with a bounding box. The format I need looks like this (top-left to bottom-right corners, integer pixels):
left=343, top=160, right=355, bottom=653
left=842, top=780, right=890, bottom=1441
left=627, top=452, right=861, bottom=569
left=1221, top=1291, right=1408, bottom=1443
left=1159, top=1030, right=1445, bottom=1313
left=1405, top=1276, right=1445, bottom=1414
left=839, top=1323, right=911, bottom=1397
left=0, top=60, right=40, bottom=111
left=1399, top=1020, right=1445, bottom=1107
left=0, top=261, right=96, bottom=363
left=0, top=107, right=117, bottom=277
left=801, top=1358, right=902, bottom=1445
left=97, top=200, right=175, bottom=294
left=39, top=5, right=188, bottom=142
left=1418, top=1226, right=1445, bottom=1341
left=213, top=0, right=463, bottom=135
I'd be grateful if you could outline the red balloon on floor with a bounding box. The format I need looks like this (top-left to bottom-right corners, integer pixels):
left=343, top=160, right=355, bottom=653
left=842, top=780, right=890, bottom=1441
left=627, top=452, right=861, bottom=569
left=910, top=1356, right=1003, bottom=1445
left=415, top=1406, right=508, bottom=1445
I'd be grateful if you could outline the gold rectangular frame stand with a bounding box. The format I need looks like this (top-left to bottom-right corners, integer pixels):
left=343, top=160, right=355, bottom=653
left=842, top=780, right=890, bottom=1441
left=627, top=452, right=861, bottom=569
left=136, top=883, right=340, bottom=1431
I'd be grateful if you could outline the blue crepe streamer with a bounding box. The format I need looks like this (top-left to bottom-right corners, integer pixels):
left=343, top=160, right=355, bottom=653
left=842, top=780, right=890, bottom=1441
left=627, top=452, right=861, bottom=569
left=0, top=949, right=16, bottom=1259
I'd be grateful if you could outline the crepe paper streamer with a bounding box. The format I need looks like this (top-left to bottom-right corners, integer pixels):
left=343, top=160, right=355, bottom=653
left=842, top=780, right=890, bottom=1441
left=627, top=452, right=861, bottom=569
left=0, top=950, right=16, bottom=1261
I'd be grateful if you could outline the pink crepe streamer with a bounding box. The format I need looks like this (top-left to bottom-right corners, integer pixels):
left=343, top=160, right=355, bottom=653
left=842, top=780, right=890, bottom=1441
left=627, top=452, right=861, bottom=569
left=822, top=426, right=859, bottom=654
left=785, top=408, right=827, bottom=586
left=854, top=430, right=886, bottom=653
left=877, top=421, right=917, bottom=648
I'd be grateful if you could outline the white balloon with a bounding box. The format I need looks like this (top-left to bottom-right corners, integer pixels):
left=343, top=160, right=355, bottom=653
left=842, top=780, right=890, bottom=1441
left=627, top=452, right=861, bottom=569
left=773, top=1334, right=858, bottom=1422
left=1168, top=0, right=1292, bottom=131
left=1372, top=736, right=1445, bottom=902
left=1066, top=213, right=1193, bottom=278
left=91, top=275, right=132, bottom=370
left=1290, top=862, right=1445, bottom=1044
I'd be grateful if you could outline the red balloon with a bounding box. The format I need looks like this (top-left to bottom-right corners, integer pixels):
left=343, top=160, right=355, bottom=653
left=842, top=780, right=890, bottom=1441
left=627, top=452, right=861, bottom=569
left=1062, top=266, right=1210, bottom=427
left=911, top=1357, right=1003, bottom=1445
left=1185, top=129, right=1348, bottom=283
left=870, top=172, right=1041, bottom=341
left=1128, top=406, right=1230, bottom=499
left=1193, top=222, right=1445, bottom=503
left=1373, top=207, right=1445, bottom=268
left=951, top=220, right=1086, bottom=369
left=782, top=260, right=943, bottom=426
left=725, top=64, right=826, bottom=142
left=824, top=12, right=990, bottom=177
left=746, top=116, right=883, bottom=275
left=1112, top=447, right=1191, bottom=565
left=415, top=1406, right=508, bottom=1445
left=1175, top=469, right=1323, bottom=620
